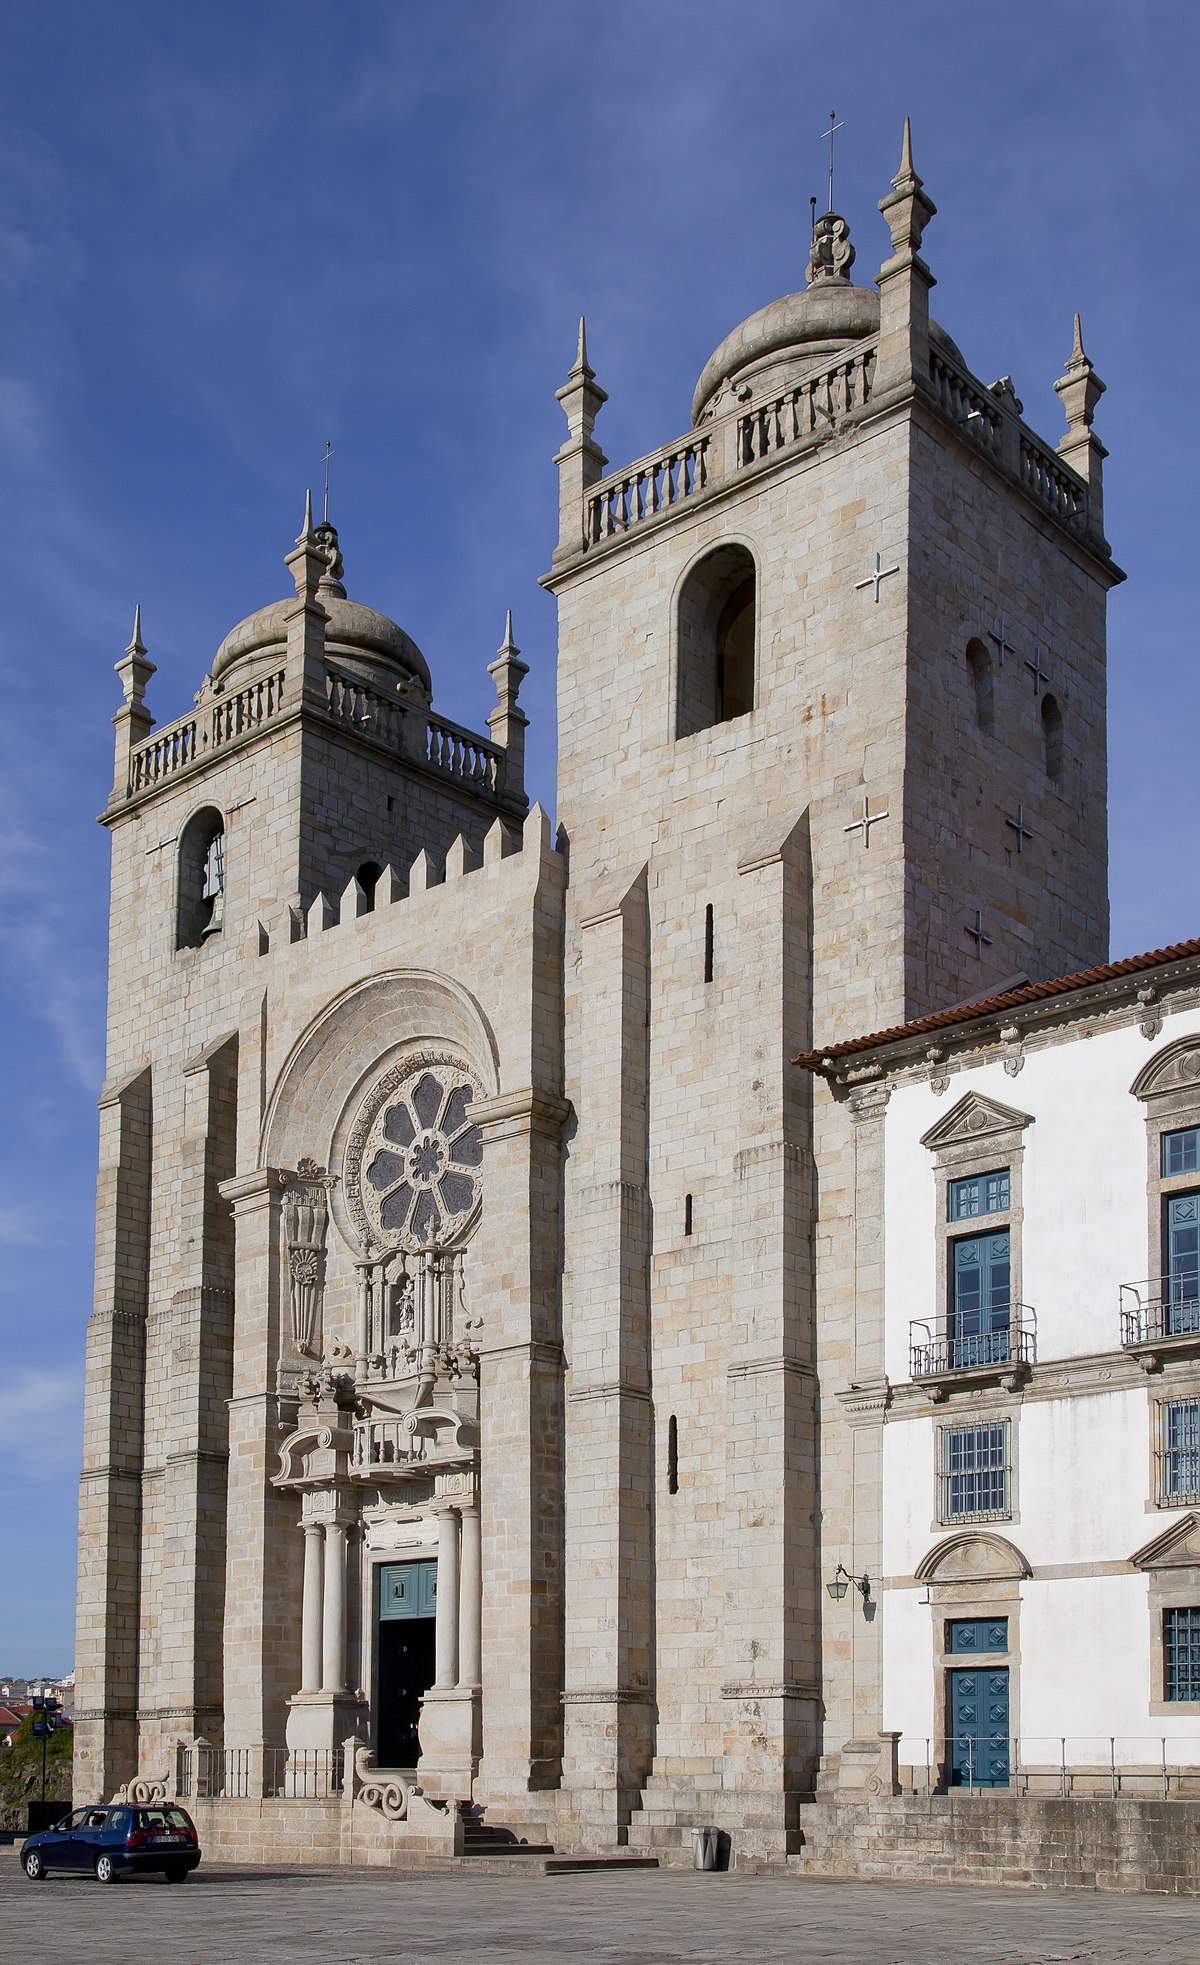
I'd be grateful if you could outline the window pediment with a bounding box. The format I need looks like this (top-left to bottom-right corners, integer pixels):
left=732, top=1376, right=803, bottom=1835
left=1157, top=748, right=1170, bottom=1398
left=915, top=1530, right=1031, bottom=1583
left=920, top=1091, right=1034, bottom=1154
left=1131, top=1037, right=1200, bottom=1103
left=1131, top=1513, right=1200, bottom=1572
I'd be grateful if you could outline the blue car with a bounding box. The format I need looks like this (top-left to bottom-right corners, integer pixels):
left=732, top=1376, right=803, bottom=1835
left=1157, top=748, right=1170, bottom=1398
left=22, top=1802, right=202, bottom=1883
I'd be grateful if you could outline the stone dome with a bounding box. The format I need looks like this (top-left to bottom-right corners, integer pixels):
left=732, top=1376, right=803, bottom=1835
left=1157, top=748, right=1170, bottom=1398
left=209, top=517, right=431, bottom=698
left=691, top=262, right=964, bottom=425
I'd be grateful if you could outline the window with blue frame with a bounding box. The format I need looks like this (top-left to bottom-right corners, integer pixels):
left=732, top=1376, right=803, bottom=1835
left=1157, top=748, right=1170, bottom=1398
left=947, top=1617, right=1008, bottom=1653
left=948, top=1169, right=1011, bottom=1221
left=1163, top=1189, right=1200, bottom=1334
left=1164, top=1606, right=1200, bottom=1700
left=1159, top=1399, right=1200, bottom=1504
left=1163, top=1128, right=1200, bottom=1178
left=940, top=1421, right=1010, bottom=1521
left=950, top=1229, right=1011, bottom=1367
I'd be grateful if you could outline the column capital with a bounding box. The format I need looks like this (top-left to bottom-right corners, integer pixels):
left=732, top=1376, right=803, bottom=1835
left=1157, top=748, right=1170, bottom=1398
left=466, top=1086, right=571, bottom=1141
left=219, top=1166, right=291, bottom=1213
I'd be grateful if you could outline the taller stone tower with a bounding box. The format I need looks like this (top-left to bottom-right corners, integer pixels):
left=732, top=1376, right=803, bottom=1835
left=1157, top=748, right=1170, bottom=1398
left=544, top=125, right=1118, bottom=1850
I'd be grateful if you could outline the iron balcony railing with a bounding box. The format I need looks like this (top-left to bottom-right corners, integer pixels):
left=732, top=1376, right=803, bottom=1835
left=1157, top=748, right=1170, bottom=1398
left=1120, top=1275, right=1200, bottom=1347
left=910, top=1307, right=1035, bottom=1380
left=898, top=1733, right=1200, bottom=1800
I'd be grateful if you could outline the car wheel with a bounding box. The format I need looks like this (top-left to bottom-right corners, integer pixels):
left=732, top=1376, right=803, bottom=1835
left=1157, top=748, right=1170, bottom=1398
left=22, top=1850, right=45, bottom=1881
left=94, top=1853, right=119, bottom=1884
left=164, top=1864, right=190, bottom=1883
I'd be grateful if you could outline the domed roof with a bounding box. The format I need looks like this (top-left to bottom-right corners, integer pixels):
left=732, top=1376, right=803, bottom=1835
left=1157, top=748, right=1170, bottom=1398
left=209, top=515, right=431, bottom=697
left=691, top=210, right=963, bottom=425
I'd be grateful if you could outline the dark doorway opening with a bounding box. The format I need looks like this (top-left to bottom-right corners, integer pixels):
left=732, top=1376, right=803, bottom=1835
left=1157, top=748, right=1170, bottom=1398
left=375, top=1559, right=437, bottom=1769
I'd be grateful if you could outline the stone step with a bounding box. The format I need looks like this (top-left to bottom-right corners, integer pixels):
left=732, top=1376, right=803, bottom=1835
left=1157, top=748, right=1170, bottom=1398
left=456, top=1852, right=659, bottom=1876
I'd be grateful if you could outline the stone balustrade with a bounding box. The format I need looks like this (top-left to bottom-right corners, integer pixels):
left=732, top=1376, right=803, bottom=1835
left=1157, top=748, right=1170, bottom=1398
left=585, top=434, right=710, bottom=546
left=736, top=345, right=876, bottom=465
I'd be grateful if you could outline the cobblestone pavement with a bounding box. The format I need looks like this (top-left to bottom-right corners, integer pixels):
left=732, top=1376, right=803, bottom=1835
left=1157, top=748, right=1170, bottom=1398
left=3, top=1855, right=1200, bottom=1964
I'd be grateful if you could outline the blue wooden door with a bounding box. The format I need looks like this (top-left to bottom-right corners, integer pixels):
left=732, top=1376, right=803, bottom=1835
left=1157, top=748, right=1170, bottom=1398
left=951, top=1231, right=1011, bottom=1366
left=948, top=1667, right=1010, bottom=1788
left=1165, top=1194, right=1200, bottom=1333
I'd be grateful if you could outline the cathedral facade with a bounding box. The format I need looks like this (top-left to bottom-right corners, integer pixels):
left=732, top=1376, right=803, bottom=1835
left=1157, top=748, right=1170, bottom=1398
left=75, top=126, right=1127, bottom=1865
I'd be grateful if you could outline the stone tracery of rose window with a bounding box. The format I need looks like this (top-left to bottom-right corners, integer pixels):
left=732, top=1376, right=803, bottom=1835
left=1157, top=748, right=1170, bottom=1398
left=353, top=1063, right=482, bottom=1252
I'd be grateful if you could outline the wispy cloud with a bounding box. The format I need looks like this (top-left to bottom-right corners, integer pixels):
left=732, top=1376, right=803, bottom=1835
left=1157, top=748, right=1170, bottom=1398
left=0, top=1365, right=83, bottom=1482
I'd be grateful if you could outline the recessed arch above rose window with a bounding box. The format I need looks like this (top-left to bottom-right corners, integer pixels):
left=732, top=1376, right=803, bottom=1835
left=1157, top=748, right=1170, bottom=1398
left=344, top=1058, right=482, bottom=1254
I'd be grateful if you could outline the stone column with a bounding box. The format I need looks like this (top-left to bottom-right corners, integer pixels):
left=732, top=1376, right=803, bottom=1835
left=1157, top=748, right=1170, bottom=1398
left=322, top=1523, right=348, bottom=1693
left=434, top=1507, right=460, bottom=1691
left=301, top=1523, right=324, bottom=1695
left=457, top=1502, right=483, bottom=1690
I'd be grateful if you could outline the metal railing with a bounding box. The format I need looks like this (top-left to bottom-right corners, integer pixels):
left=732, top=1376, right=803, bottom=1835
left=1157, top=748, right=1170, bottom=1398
left=178, top=1746, right=344, bottom=1801
left=910, top=1308, right=1035, bottom=1380
left=898, top=1733, right=1200, bottom=1800
left=1121, top=1275, right=1200, bottom=1347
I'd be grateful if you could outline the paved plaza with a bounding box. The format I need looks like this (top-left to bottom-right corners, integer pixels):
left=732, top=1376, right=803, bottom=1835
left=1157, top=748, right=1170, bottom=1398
left=2, top=1858, right=1200, bottom=1965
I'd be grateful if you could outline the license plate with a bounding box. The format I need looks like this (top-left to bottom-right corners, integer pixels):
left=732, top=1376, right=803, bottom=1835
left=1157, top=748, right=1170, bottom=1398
left=152, top=1834, right=181, bottom=1844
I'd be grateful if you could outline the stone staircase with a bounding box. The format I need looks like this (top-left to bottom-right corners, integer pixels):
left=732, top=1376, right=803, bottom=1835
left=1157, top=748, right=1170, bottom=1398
left=458, top=1805, right=658, bottom=1875
left=625, top=1770, right=727, bottom=1866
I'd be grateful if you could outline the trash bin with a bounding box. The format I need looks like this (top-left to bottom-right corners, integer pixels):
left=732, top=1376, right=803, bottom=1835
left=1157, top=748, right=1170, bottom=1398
left=691, top=1825, right=719, bottom=1870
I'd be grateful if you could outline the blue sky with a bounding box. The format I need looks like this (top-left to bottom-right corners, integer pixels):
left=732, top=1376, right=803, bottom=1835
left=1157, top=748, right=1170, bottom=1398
left=1, top=1, right=1197, bottom=1670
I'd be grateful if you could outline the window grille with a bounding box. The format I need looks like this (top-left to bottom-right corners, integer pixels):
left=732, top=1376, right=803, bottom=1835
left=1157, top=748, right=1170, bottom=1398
left=939, top=1421, right=1009, bottom=1522
left=1164, top=1606, right=1200, bottom=1701
left=1159, top=1399, right=1200, bottom=1504
left=948, top=1169, right=1010, bottom=1221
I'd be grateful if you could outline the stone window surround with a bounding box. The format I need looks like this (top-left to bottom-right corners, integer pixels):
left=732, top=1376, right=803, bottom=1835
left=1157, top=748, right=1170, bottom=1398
left=1132, top=1040, right=1200, bottom=1291
left=1150, top=1370, right=1200, bottom=1512
left=933, top=1409, right=1018, bottom=1531
left=933, top=1589, right=1021, bottom=1786
left=919, top=1095, right=1033, bottom=1376
left=1147, top=1572, right=1200, bottom=1718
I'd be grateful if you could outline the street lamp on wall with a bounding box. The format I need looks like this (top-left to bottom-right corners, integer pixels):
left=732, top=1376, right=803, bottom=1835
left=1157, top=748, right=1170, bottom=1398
left=826, top=1563, right=871, bottom=1603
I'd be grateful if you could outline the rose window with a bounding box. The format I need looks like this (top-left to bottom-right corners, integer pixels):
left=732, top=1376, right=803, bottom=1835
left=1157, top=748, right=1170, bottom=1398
left=354, top=1065, right=482, bottom=1251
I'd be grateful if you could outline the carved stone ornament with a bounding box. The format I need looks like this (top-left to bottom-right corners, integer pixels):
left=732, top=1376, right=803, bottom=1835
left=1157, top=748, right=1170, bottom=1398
left=344, top=1054, right=483, bottom=1255
left=1131, top=1035, right=1200, bottom=1101
left=806, top=210, right=855, bottom=286
left=283, top=1164, right=336, bottom=1355
left=1131, top=1513, right=1200, bottom=1573
left=915, top=1530, right=1031, bottom=1584
left=920, top=1089, right=1034, bottom=1153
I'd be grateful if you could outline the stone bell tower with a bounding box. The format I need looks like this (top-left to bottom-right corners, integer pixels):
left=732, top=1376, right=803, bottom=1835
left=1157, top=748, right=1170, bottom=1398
left=75, top=502, right=529, bottom=1803
left=542, top=122, right=1119, bottom=1851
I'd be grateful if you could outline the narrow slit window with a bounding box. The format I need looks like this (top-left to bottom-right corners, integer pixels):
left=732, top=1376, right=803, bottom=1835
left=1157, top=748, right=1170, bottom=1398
left=356, top=861, right=383, bottom=913
left=684, top=1194, right=693, bottom=1237
left=667, top=1415, right=679, bottom=1494
left=1041, top=692, right=1064, bottom=782
left=704, top=904, right=714, bottom=984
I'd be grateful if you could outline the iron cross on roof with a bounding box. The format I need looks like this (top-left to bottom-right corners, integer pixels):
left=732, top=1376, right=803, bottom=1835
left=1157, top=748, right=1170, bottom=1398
left=321, top=439, right=335, bottom=524
left=822, top=109, right=844, bottom=213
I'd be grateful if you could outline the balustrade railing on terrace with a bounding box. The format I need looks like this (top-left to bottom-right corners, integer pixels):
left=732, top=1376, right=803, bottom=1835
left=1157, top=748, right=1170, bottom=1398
left=1019, top=430, right=1086, bottom=530
left=928, top=349, right=1002, bottom=459
left=898, top=1734, right=1200, bottom=1800
left=353, top=1415, right=424, bottom=1472
left=125, top=662, right=505, bottom=803
left=737, top=345, right=876, bottom=465
left=178, top=1745, right=344, bottom=1801
left=586, top=434, right=710, bottom=546
left=1120, top=1275, right=1200, bottom=1347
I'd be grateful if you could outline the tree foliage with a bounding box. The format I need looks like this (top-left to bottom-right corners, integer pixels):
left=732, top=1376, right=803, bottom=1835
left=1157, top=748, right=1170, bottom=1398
left=0, top=1715, right=73, bottom=1832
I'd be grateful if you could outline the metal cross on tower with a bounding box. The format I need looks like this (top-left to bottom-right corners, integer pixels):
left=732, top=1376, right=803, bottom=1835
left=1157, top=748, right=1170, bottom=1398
left=966, top=909, right=994, bottom=957
left=855, top=552, right=901, bottom=603
left=1005, top=805, right=1035, bottom=853
left=988, top=616, right=1017, bottom=669
left=1024, top=645, right=1051, bottom=695
left=844, top=794, right=890, bottom=849
left=822, top=109, right=844, bottom=213
left=321, top=440, right=335, bottom=524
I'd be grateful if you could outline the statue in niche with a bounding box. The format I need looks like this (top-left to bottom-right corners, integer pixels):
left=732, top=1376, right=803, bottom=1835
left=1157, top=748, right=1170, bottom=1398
left=283, top=1159, right=336, bottom=1355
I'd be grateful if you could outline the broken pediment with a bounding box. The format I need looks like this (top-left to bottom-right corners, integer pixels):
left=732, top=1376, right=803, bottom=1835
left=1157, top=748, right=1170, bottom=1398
left=915, top=1531, right=1031, bottom=1584
left=1130, top=1036, right=1200, bottom=1103
left=1131, top=1513, right=1200, bottom=1571
left=920, top=1090, right=1034, bottom=1153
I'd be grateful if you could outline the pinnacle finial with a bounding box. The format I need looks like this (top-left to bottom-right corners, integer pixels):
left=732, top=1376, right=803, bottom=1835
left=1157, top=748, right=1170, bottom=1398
left=576, top=315, right=587, bottom=368
left=1070, top=311, right=1087, bottom=365
left=500, top=607, right=517, bottom=652
left=899, top=116, right=915, bottom=180
left=126, top=603, right=146, bottom=658
left=297, top=488, right=315, bottom=546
